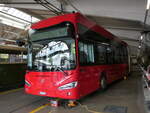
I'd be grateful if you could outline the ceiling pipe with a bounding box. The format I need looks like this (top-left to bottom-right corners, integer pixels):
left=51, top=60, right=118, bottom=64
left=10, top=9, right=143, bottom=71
left=105, top=26, right=144, bottom=31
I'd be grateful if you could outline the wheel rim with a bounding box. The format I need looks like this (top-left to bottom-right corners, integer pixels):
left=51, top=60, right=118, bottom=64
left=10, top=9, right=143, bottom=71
left=101, top=77, right=106, bottom=89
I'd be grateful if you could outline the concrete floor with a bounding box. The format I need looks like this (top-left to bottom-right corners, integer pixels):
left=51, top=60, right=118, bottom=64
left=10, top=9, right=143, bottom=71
left=0, top=66, right=145, bottom=113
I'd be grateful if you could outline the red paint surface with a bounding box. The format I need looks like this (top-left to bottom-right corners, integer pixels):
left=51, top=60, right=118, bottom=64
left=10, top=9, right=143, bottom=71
left=25, top=64, right=127, bottom=99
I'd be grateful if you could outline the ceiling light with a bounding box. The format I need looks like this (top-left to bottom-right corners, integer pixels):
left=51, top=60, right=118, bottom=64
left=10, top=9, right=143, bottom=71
left=138, top=45, right=141, bottom=48
left=0, top=4, right=4, bottom=6
left=140, top=36, right=143, bottom=40
left=146, top=0, right=150, bottom=9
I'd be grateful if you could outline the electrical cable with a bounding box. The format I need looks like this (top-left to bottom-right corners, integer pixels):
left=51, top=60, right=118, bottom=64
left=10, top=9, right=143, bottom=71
left=37, top=0, right=59, bottom=15
left=34, top=0, right=59, bottom=15
left=43, top=0, right=64, bottom=13
left=42, top=0, right=61, bottom=14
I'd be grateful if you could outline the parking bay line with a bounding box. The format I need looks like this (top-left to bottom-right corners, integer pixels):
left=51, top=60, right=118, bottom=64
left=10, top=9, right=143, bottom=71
left=29, top=104, right=50, bottom=113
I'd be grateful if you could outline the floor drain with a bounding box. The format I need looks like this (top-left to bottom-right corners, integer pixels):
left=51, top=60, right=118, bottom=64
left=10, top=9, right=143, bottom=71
left=103, top=105, right=127, bottom=113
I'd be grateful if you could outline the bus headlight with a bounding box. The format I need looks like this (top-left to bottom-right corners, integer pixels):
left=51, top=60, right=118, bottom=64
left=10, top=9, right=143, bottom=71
left=58, top=81, right=77, bottom=90
left=25, top=80, right=31, bottom=87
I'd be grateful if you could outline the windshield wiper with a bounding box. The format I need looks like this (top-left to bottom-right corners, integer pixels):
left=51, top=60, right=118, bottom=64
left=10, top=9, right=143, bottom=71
left=54, top=66, right=68, bottom=76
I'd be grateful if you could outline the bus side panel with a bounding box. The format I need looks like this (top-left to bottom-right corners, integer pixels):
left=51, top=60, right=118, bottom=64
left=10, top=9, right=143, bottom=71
left=77, top=65, right=116, bottom=97
left=78, top=66, right=99, bottom=97
left=106, top=64, right=128, bottom=82
left=78, top=64, right=128, bottom=98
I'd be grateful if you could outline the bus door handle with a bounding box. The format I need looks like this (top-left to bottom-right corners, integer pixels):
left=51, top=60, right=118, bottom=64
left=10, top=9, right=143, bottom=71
left=80, top=69, right=85, bottom=72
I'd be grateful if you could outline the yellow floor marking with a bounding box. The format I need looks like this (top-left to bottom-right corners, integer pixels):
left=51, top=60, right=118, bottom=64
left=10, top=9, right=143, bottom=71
left=0, top=88, right=23, bottom=95
left=29, top=104, right=49, bottom=113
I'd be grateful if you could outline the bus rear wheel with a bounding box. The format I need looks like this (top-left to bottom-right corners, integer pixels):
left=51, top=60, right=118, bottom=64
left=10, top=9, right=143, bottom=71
left=100, top=76, right=107, bottom=90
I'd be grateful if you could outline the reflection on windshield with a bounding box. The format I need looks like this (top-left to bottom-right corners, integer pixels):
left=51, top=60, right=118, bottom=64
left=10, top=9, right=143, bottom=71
left=31, top=39, right=76, bottom=71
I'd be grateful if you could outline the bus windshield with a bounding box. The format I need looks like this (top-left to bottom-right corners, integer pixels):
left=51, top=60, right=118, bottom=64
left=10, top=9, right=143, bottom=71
left=28, top=23, right=76, bottom=71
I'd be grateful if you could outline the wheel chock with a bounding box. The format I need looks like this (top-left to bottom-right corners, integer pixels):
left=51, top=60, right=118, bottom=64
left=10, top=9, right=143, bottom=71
left=68, top=100, right=77, bottom=107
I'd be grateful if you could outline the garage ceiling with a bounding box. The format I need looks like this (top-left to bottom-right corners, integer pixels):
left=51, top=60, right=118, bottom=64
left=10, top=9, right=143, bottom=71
left=1, top=0, right=147, bottom=23
left=0, top=0, right=149, bottom=54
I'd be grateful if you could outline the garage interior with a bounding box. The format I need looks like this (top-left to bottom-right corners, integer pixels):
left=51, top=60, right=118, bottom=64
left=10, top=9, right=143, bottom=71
left=0, top=0, right=150, bottom=113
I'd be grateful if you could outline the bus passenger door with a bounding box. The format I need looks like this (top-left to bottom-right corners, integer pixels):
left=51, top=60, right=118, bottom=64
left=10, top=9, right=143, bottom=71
left=106, top=45, right=117, bottom=82
left=96, top=44, right=116, bottom=83
left=78, top=41, right=98, bottom=96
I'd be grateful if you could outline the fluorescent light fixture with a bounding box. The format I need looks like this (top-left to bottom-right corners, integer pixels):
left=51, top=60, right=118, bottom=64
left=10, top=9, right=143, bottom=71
left=0, top=15, right=28, bottom=29
left=101, top=43, right=109, bottom=45
left=147, top=0, right=150, bottom=9
left=0, top=6, right=40, bottom=29
left=138, top=45, right=141, bottom=48
left=140, top=35, right=143, bottom=40
left=0, top=4, right=4, bottom=6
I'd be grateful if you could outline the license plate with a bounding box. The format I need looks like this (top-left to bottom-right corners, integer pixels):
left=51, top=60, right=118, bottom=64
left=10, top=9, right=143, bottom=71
left=39, top=91, right=46, bottom=95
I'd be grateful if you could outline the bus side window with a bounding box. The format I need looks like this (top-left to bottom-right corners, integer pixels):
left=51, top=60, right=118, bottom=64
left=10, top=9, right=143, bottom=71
left=120, top=46, right=125, bottom=64
left=124, top=47, right=128, bottom=63
left=79, top=41, right=95, bottom=65
left=79, top=42, right=87, bottom=64
left=114, top=45, right=121, bottom=64
left=106, top=46, right=114, bottom=64
left=96, top=44, right=106, bottom=64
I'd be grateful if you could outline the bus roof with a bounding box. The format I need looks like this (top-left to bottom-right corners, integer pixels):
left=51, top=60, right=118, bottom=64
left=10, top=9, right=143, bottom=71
left=31, top=12, right=127, bottom=46
left=31, top=13, right=77, bottom=29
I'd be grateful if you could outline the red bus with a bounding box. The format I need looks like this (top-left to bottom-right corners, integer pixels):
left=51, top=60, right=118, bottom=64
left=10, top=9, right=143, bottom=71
left=25, top=12, right=129, bottom=100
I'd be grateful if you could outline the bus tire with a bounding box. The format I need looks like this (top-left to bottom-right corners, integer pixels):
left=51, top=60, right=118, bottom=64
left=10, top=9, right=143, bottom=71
left=100, top=75, right=107, bottom=90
